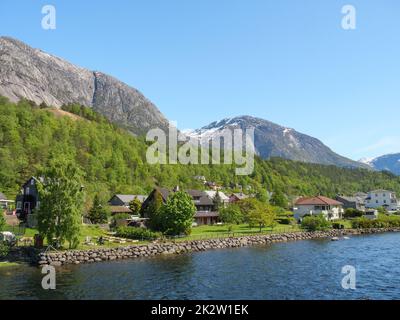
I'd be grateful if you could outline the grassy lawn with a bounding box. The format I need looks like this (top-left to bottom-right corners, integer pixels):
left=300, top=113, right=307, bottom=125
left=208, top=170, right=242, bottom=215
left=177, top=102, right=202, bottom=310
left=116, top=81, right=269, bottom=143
left=3, top=224, right=125, bottom=250
left=3, top=225, right=37, bottom=237
left=0, top=261, right=21, bottom=268
left=179, top=223, right=301, bottom=241
left=77, top=225, right=135, bottom=250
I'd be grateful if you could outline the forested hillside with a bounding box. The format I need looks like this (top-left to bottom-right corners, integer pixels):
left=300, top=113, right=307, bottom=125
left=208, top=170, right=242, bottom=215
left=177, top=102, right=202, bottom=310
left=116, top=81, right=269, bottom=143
left=1, top=96, right=400, bottom=206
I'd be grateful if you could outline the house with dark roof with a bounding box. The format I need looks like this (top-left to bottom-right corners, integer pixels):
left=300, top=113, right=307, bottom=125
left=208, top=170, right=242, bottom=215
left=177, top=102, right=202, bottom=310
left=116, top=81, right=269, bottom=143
left=15, top=177, right=42, bottom=221
left=336, top=195, right=365, bottom=211
left=108, top=194, right=147, bottom=207
left=293, top=196, right=344, bottom=221
left=141, top=187, right=219, bottom=225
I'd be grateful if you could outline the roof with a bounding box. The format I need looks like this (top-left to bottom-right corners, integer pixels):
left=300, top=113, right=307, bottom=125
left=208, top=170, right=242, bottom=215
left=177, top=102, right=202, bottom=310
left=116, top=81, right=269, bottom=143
left=336, top=196, right=358, bottom=203
left=295, top=196, right=343, bottom=206
left=186, top=189, right=205, bottom=197
left=195, top=211, right=219, bottom=218
left=22, top=176, right=43, bottom=187
left=0, top=192, right=6, bottom=200
left=155, top=187, right=171, bottom=201
left=354, top=192, right=368, bottom=197
left=109, top=206, right=133, bottom=214
left=230, top=193, right=249, bottom=200
left=204, top=191, right=229, bottom=201
left=186, top=190, right=214, bottom=206
left=149, top=188, right=215, bottom=206
left=369, top=189, right=395, bottom=194
left=112, top=194, right=147, bottom=203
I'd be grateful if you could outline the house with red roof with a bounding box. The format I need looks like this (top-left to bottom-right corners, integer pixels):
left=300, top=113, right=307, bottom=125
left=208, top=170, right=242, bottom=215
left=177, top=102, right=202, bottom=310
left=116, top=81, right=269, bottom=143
left=293, top=196, right=344, bottom=221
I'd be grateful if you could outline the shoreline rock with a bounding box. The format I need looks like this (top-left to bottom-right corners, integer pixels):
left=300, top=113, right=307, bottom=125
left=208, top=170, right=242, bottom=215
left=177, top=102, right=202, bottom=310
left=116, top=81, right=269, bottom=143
left=36, top=228, right=400, bottom=267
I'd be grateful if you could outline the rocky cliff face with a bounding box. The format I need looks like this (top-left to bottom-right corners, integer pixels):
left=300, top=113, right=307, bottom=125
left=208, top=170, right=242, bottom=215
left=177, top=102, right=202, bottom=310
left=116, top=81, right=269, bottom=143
left=0, top=36, right=169, bottom=135
left=185, top=116, right=370, bottom=169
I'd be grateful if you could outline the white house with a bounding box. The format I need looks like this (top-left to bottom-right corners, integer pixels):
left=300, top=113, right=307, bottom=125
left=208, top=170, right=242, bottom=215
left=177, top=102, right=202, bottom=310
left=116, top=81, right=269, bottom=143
left=293, top=196, right=344, bottom=221
left=365, top=190, right=399, bottom=212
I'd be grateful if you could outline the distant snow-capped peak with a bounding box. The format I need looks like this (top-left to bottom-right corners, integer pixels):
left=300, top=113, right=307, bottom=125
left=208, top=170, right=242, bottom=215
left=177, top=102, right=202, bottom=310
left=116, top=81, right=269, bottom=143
left=359, top=157, right=375, bottom=166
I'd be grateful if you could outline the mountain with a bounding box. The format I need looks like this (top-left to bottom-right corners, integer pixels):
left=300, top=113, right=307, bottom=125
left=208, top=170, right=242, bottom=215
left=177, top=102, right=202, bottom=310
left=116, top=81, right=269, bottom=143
left=185, top=116, right=369, bottom=169
left=0, top=36, right=169, bottom=135
left=360, top=154, right=400, bottom=175
left=2, top=99, right=400, bottom=200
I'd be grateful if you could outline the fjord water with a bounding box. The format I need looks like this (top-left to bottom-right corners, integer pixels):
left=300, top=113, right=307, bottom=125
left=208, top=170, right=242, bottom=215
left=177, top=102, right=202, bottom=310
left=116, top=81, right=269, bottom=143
left=2, top=232, right=400, bottom=300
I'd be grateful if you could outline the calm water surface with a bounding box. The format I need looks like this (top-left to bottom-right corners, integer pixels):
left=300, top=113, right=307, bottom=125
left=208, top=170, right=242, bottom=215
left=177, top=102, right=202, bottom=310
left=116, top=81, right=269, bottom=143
left=1, top=232, right=400, bottom=300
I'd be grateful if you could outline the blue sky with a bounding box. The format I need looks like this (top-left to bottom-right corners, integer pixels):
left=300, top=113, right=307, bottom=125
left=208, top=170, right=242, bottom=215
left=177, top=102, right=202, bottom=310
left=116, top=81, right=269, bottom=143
left=1, top=0, right=399, bottom=160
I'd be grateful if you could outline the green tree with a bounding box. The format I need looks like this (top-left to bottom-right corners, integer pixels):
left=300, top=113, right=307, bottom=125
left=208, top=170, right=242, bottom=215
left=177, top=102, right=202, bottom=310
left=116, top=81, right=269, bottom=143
left=129, top=197, right=142, bottom=216
left=270, top=190, right=287, bottom=208
left=87, top=194, right=109, bottom=224
left=236, top=198, right=259, bottom=222
left=248, top=202, right=276, bottom=232
left=144, top=190, right=164, bottom=230
left=213, top=191, right=223, bottom=212
left=219, top=204, right=243, bottom=231
left=159, top=191, right=196, bottom=235
left=255, top=188, right=269, bottom=203
left=37, top=158, right=85, bottom=249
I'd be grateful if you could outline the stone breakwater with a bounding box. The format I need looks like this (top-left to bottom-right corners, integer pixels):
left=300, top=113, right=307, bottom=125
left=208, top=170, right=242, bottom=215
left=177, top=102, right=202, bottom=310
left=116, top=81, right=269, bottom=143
left=37, top=228, right=400, bottom=267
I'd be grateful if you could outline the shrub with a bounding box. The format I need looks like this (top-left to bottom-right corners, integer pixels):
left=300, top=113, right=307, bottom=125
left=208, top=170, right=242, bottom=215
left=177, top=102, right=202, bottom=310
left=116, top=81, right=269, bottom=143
left=332, top=222, right=345, bottom=229
left=111, top=213, right=132, bottom=229
left=301, top=215, right=332, bottom=231
left=277, top=217, right=296, bottom=225
left=112, top=213, right=131, bottom=221
left=351, top=216, right=400, bottom=229
left=116, top=226, right=161, bottom=241
left=0, top=213, right=5, bottom=231
left=0, top=241, right=10, bottom=258
left=344, top=208, right=364, bottom=219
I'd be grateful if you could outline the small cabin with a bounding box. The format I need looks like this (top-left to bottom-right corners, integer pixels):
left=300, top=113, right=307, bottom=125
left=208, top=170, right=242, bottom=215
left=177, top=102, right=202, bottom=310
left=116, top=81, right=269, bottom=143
left=15, top=177, right=41, bottom=221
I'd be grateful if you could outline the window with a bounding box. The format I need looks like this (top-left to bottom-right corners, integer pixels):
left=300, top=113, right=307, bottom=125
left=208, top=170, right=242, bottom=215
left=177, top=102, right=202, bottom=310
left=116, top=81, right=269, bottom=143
left=16, top=201, right=22, bottom=210
left=26, top=187, right=30, bottom=195
left=376, top=200, right=379, bottom=203
left=31, top=179, right=34, bottom=185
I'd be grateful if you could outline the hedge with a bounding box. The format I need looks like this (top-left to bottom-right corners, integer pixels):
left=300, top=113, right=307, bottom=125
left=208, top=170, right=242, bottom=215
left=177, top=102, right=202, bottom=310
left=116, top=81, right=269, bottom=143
left=116, top=226, right=162, bottom=241
left=351, top=216, right=400, bottom=229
